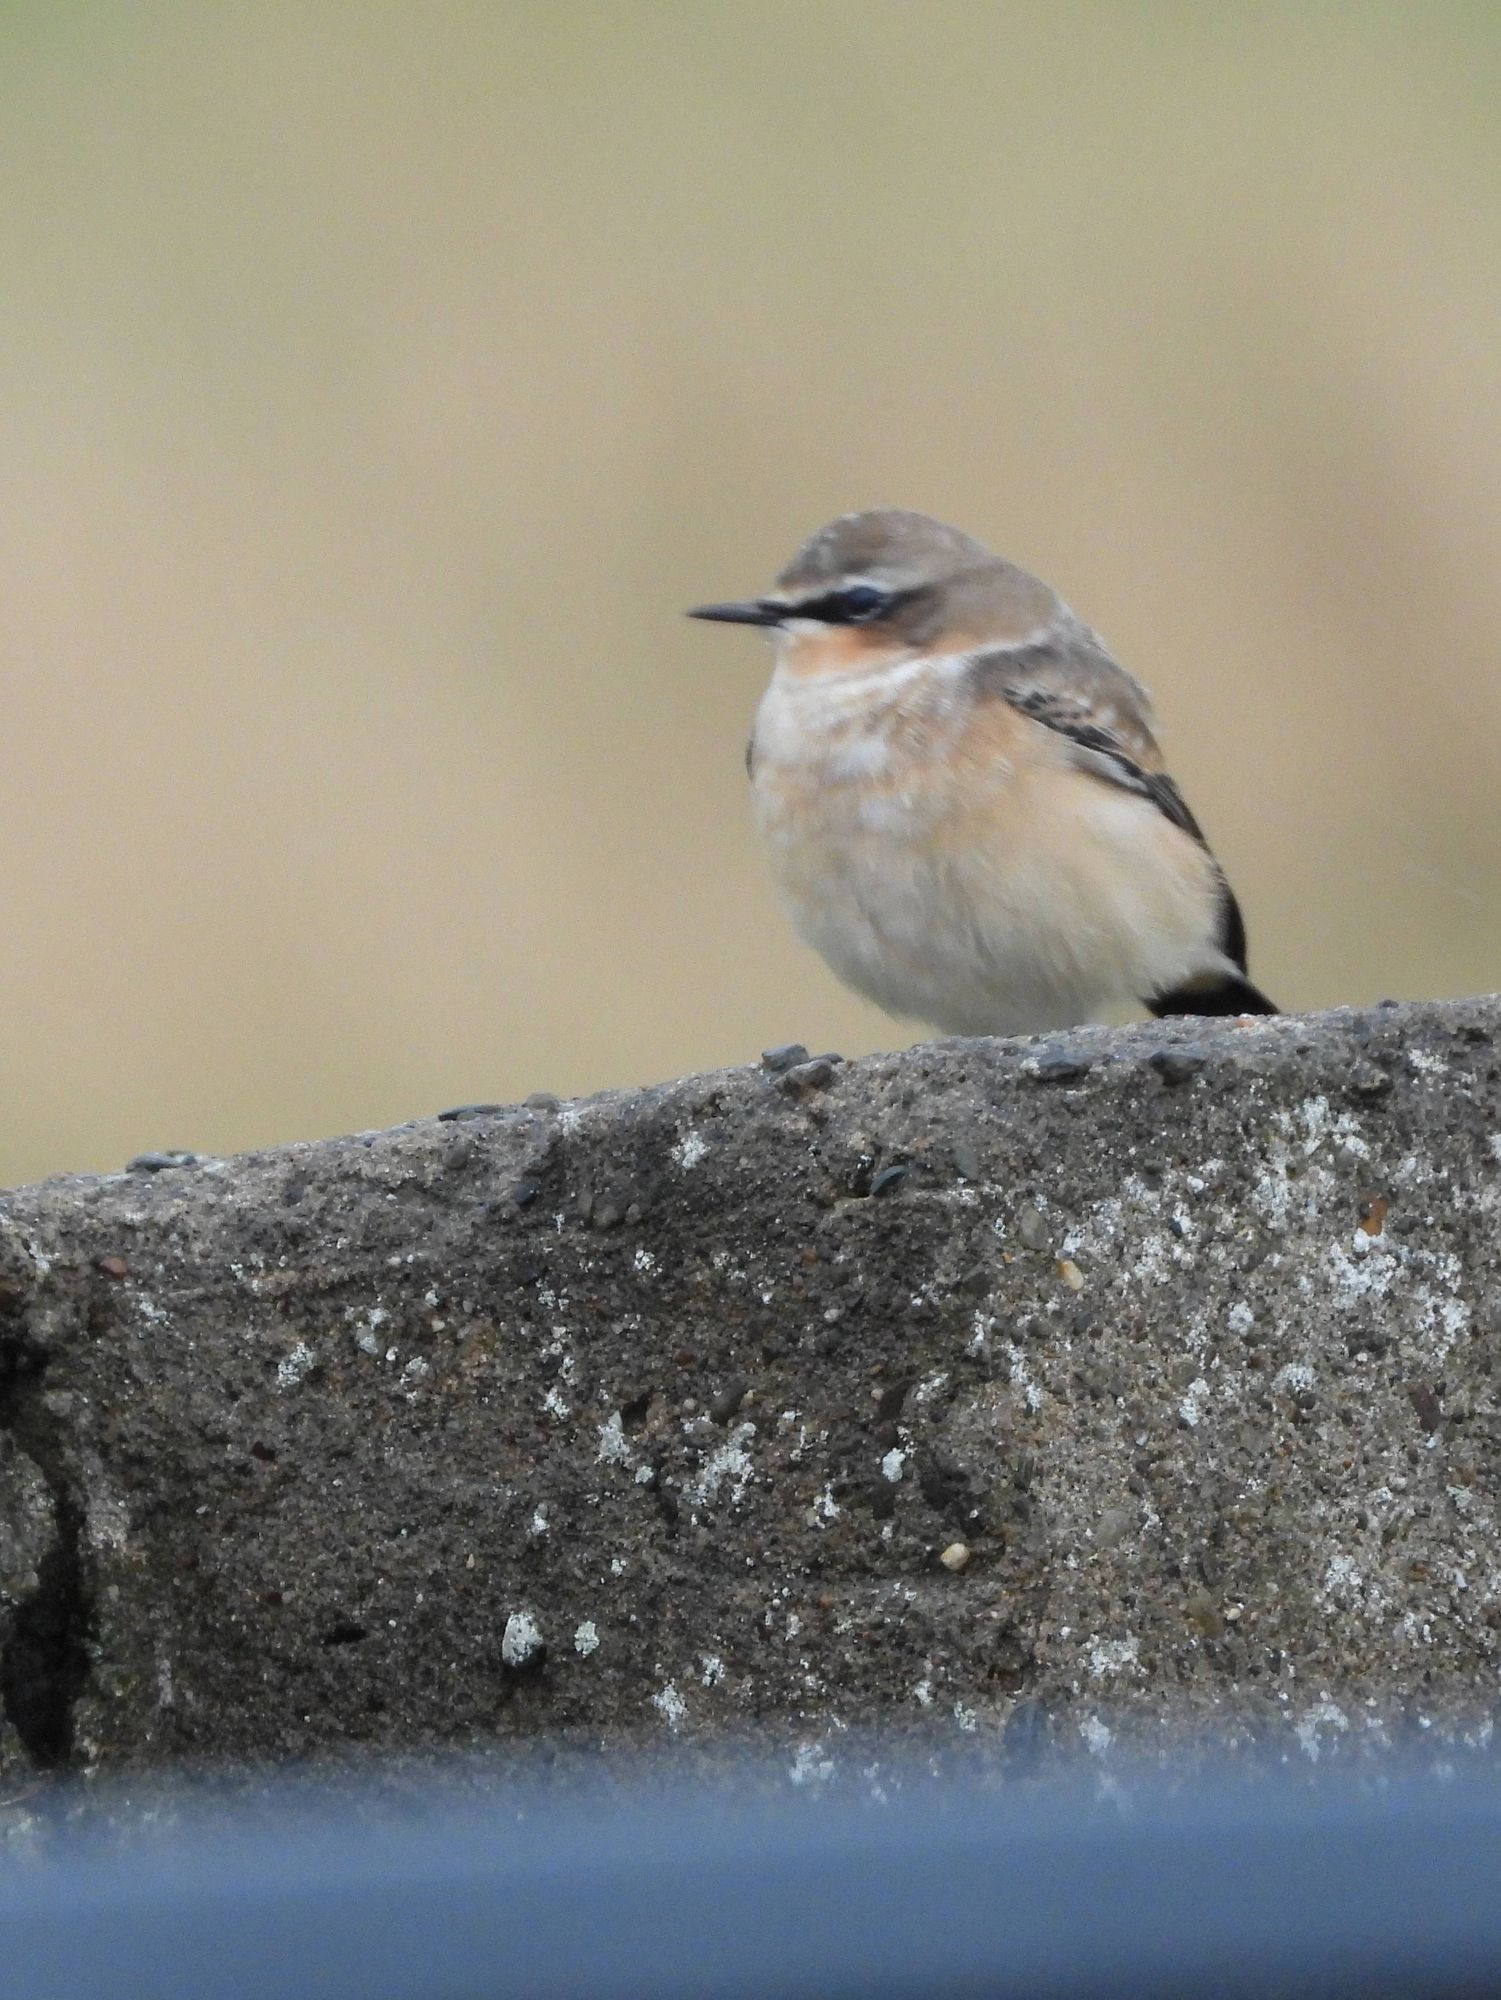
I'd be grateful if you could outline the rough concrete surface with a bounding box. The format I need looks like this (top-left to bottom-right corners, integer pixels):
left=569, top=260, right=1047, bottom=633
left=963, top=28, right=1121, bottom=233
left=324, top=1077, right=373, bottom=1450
left=1, top=998, right=1500, bottom=1787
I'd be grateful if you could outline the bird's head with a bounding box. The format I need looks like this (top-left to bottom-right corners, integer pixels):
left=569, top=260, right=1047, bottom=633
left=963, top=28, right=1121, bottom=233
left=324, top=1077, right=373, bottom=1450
left=688, top=509, right=1056, bottom=676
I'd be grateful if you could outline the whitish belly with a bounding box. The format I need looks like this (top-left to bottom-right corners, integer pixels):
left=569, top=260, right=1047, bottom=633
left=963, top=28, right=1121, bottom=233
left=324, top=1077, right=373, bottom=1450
left=753, top=759, right=1216, bottom=1038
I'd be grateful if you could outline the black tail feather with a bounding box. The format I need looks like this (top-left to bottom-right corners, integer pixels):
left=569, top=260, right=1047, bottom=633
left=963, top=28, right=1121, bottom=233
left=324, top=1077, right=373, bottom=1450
left=1146, top=974, right=1278, bottom=1019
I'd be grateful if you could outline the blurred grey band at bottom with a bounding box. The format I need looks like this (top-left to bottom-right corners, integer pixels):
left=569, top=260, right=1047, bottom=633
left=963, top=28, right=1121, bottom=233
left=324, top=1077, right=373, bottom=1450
left=5, top=1761, right=1501, bottom=1999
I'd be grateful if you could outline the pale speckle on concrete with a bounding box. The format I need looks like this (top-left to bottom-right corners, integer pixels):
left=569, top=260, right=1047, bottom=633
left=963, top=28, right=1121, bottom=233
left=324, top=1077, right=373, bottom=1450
left=574, top=1621, right=599, bottom=1656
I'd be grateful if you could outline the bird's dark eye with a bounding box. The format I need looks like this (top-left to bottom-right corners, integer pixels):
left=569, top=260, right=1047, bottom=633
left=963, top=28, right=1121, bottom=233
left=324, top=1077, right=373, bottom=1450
left=837, top=584, right=891, bottom=622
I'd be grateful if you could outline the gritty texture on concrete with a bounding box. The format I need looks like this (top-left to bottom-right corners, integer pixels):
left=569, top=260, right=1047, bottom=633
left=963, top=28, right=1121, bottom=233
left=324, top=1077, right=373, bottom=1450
left=1, top=998, right=1500, bottom=1783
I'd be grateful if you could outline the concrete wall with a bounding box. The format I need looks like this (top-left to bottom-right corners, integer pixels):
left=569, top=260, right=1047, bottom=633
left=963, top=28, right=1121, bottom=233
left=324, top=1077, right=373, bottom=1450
left=1, top=999, right=1498, bottom=1780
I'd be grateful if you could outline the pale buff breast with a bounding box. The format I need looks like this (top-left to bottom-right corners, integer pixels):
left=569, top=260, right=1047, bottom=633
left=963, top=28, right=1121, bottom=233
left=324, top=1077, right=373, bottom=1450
left=750, top=657, right=1226, bottom=1036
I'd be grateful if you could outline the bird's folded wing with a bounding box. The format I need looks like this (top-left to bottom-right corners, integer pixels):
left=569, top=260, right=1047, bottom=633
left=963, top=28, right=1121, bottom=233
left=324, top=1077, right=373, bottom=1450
left=970, top=632, right=1208, bottom=849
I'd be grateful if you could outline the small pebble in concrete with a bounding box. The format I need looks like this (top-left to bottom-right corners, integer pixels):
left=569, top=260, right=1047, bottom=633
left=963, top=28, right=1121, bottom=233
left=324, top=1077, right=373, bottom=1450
left=709, top=1377, right=748, bottom=1424
left=939, top=1542, right=972, bottom=1572
left=1359, top=1195, right=1390, bottom=1236
left=1016, top=1204, right=1051, bottom=1252
left=1347, top=1060, right=1393, bottom=1099
left=125, top=1151, right=201, bottom=1173
left=436, top=1103, right=504, bottom=1123
left=1149, top=1047, right=1207, bottom=1085
left=760, top=1044, right=809, bottom=1073
left=1031, top=1050, right=1090, bottom=1083
left=776, top=1059, right=837, bottom=1099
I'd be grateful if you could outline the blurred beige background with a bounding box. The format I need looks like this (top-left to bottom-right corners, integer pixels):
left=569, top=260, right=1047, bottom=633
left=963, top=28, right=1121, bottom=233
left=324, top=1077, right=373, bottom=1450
left=2, top=4, right=1499, bottom=1185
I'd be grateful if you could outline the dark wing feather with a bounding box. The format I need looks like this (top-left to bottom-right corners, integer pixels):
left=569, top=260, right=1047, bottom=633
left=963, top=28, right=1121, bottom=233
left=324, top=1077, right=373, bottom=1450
left=1001, top=679, right=1210, bottom=848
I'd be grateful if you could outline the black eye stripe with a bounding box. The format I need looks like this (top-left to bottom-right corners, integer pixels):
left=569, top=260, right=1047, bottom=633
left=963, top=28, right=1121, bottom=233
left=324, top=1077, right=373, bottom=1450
left=787, top=585, right=900, bottom=624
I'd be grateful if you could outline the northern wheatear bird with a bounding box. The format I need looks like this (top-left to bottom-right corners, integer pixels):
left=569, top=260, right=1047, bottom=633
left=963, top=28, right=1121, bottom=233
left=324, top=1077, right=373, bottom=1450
left=689, top=509, right=1275, bottom=1037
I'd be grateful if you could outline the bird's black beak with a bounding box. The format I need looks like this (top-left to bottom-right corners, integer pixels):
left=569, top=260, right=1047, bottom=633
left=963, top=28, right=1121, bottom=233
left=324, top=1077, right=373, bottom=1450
left=686, top=599, right=784, bottom=627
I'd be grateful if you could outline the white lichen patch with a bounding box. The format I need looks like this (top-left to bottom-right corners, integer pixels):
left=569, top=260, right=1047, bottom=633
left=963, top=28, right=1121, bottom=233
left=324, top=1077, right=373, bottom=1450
left=1294, top=1693, right=1350, bottom=1762
left=597, top=1411, right=634, bottom=1466
left=686, top=1422, right=757, bottom=1509
left=1178, top=1378, right=1211, bottom=1428
left=700, top=1653, right=726, bottom=1686
left=1273, top=1362, right=1316, bottom=1395
left=1087, top=1634, right=1141, bottom=1678
left=1407, top=1049, right=1448, bottom=1076
left=881, top=1448, right=906, bottom=1483
left=1322, top=1554, right=1388, bottom=1621
left=501, top=1610, right=544, bottom=1668
left=672, top=1130, right=710, bottom=1171
left=1004, top=1344, right=1045, bottom=1414
left=789, top=1740, right=834, bottom=1786
left=1079, top=1713, right=1114, bottom=1755
left=1327, top=1237, right=1470, bottom=1359
left=652, top=1681, right=687, bottom=1730
left=633, top=1247, right=656, bottom=1273
left=1253, top=1096, right=1370, bottom=1231
left=573, top=1621, right=599, bottom=1656
left=275, top=1342, right=316, bottom=1390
